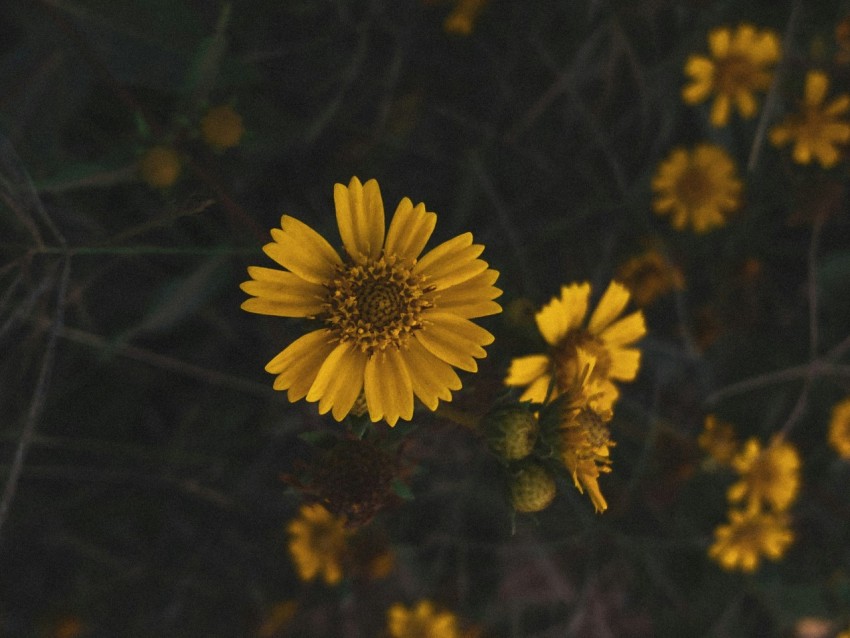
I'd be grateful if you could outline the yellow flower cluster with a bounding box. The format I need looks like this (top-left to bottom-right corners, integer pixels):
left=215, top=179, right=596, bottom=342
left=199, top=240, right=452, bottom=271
left=504, top=281, right=646, bottom=512
left=706, top=433, right=800, bottom=572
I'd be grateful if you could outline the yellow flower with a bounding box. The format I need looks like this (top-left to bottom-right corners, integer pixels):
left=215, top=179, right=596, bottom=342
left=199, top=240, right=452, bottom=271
left=241, top=177, right=502, bottom=426
left=698, top=414, right=739, bottom=466
left=652, top=144, right=742, bottom=233
left=505, top=280, right=646, bottom=412
left=444, top=0, right=487, bottom=35
left=138, top=146, right=181, bottom=188
left=769, top=70, right=850, bottom=168
left=728, top=437, right=800, bottom=513
left=683, top=24, right=780, bottom=127
left=616, top=249, right=685, bottom=307
left=286, top=503, right=349, bottom=585
left=201, top=104, right=245, bottom=151
left=828, top=397, right=850, bottom=459
left=387, top=600, right=461, bottom=638
left=709, top=508, right=794, bottom=572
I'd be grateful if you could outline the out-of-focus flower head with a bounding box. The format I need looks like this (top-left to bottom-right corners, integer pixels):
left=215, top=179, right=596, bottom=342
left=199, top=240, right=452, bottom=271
left=698, top=414, right=739, bottom=467
left=728, top=437, right=800, bottom=513
left=286, top=503, right=350, bottom=585
left=200, top=104, right=245, bottom=151
left=709, top=508, right=794, bottom=572
left=138, top=146, right=181, bottom=189
left=616, top=248, right=685, bottom=307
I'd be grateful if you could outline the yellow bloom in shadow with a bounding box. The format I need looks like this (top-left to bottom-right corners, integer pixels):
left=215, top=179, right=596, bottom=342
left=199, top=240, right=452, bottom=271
left=241, top=177, right=502, bottom=426
left=505, top=281, right=646, bottom=412
left=444, top=0, right=487, bottom=35
left=683, top=24, right=780, bottom=127
left=201, top=104, right=245, bottom=151
left=652, top=144, right=742, bottom=233
left=287, top=503, right=349, bottom=585
left=138, top=146, right=181, bottom=189
left=769, top=70, right=850, bottom=168
left=709, top=508, right=794, bottom=572
left=828, top=397, right=850, bottom=459
left=728, top=437, right=800, bottom=513
left=616, top=249, right=685, bottom=307
left=698, top=414, right=739, bottom=467
left=387, top=600, right=461, bottom=638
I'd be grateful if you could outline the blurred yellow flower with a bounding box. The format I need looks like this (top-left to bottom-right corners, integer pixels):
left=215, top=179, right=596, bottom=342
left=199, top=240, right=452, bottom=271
left=683, top=24, right=780, bottom=127
left=828, top=397, right=850, bottom=459
left=709, top=509, right=794, bottom=572
left=241, top=177, right=502, bottom=426
left=287, top=503, right=349, bottom=585
left=652, top=144, right=742, bottom=233
left=201, top=104, right=245, bottom=151
left=257, top=600, right=298, bottom=638
left=728, top=437, right=800, bottom=513
left=444, top=0, right=487, bottom=35
left=769, top=70, right=850, bottom=168
left=387, top=600, right=461, bottom=638
left=698, top=414, right=739, bottom=466
left=505, top=281, right=646, bottom=412
left=138, top=146, right=181, bottom=188
left=616, top=249, right=685, bottom=307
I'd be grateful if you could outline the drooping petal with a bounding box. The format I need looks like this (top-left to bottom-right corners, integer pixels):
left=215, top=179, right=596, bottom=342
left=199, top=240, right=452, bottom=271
left=306, top=341, right=367, bottom=421
left=240, top=267, right=327, bottom=317
left=587, top=281, right=631, bottom=335
left=263, top=216, right=342, bottom=284
left=385, top=198, right=437, bottom=262
left=334, top=177, right=385, bottom=262
left=415, top=312, right=493, bottom=372
left=264, top=329, right=339, bottom=401
left=505, top=354, right=550, bottom=386
left=364, top=347, right=414, bottom=426
left=403, top=338, right=462, bottom=411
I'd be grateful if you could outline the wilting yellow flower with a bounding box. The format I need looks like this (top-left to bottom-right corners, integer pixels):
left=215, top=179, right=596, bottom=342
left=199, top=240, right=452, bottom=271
left=828, top=397, right=850, bottom=459
left=652, top=144, right=742, bottom=233
left=138, top=146, right=181, bottom=188
left=728, top=437, right=800, bottom=513
left=287, top=503, right=349, bottom=585
left=444, top=0, right=487, bottom=35
left=709, top=508, right=794, bottom=572
left=387, top=600, right=461, bottom=638
left=505, top=281, right=645, bottom=412
left=616, top=249, right=685, bottom=307
left=769, top=71, right=850, bottom=168
left=201, top=104, right=245, bottom=150
left=241, top=177, right=502, bottom=426
left=698, top=414, right=739, bottom=466
left=683, top=24, right=781, bottom=127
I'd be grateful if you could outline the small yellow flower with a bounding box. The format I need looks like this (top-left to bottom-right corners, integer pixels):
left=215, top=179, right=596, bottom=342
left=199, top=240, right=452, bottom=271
left=138, top=146, right=181, bottom=188
left=387, top=600, right=461, bottom=638
left=728, top=437, right=800, bottom=513
left=769, top=71, right=850, bottom=168
left=505, top=281, right=646, bottom=412
left=241, top=177, right=502, bottom=426
left=828, top=397, right=850, bottom=459
left=200, top=104, right=245, bottom=151
left=698, top=414, right=739, bottom=466
left=652, top=144, right=742, bottom=233
left=287, top=503, right=349, bottom=585
left=616, top=249, right=685, bottom=307
left=709, top=508, right=794, bottom=572
left=683, top=24, right=781, bottom=127
left=443, top=0, right=487, bottom=35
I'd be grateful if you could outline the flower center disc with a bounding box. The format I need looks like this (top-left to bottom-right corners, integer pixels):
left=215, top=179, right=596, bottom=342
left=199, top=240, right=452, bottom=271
left=323, top=254, right=430, bottom=355
left=715, top=55, right=756, bottom=94
left=675, top=163, right=714, bottom=211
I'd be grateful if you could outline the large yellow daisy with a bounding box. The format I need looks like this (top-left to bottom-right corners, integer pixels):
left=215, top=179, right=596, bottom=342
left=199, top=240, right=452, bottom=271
left=241, top=177, right=502, bottom=426
left=652, top=144, right=742, bottom=233
left=769, top=70, right=850, bottom=168
left=683, top=24, right=780, bottom=127
left=505, top=281, right=646, bottom=412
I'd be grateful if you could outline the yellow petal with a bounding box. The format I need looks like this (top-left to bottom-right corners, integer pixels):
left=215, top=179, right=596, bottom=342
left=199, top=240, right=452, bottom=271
left=265, top=329, right=339, bottom=401
left=519, top=373, right=554, bottom=403
left=825, top=95, right=850, bottom=116
left=403, top=338, right=462, bottom=410
left=708, top=27, right=731, bottom=58
left=240, top=267, right=327, bottom=317
left=804, top=70, right=829, bottom=107
left=385, top=198, right=437, bottom=262
left=431, top=269, right=502, bottom=318
left=682, top=80, right=713, bottom=105
left=599, top=310, right=646, bottom=347
left=263, top=216, right=342, bottom=284
left=769, top=124, right=791, bottom=147
left=334, top=176, right=385, bottom=262
left=415, top=234, right=487, bottom=290
left=587, top=281, right=631, bottom=335
left=364, top=347, right=414, bottom=426
left=505, top=354, right=550, bottom=386
left=415, top=312, right=493, bottom=372
left=306, top=341, right=367, bottom=421
left=607, top=347, right=641, bottom=381
left=735, top=90, right=757, bottom=118
left=710, top=94, right=731, bottom=127
left=535, top=282, right=590, bottom=346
